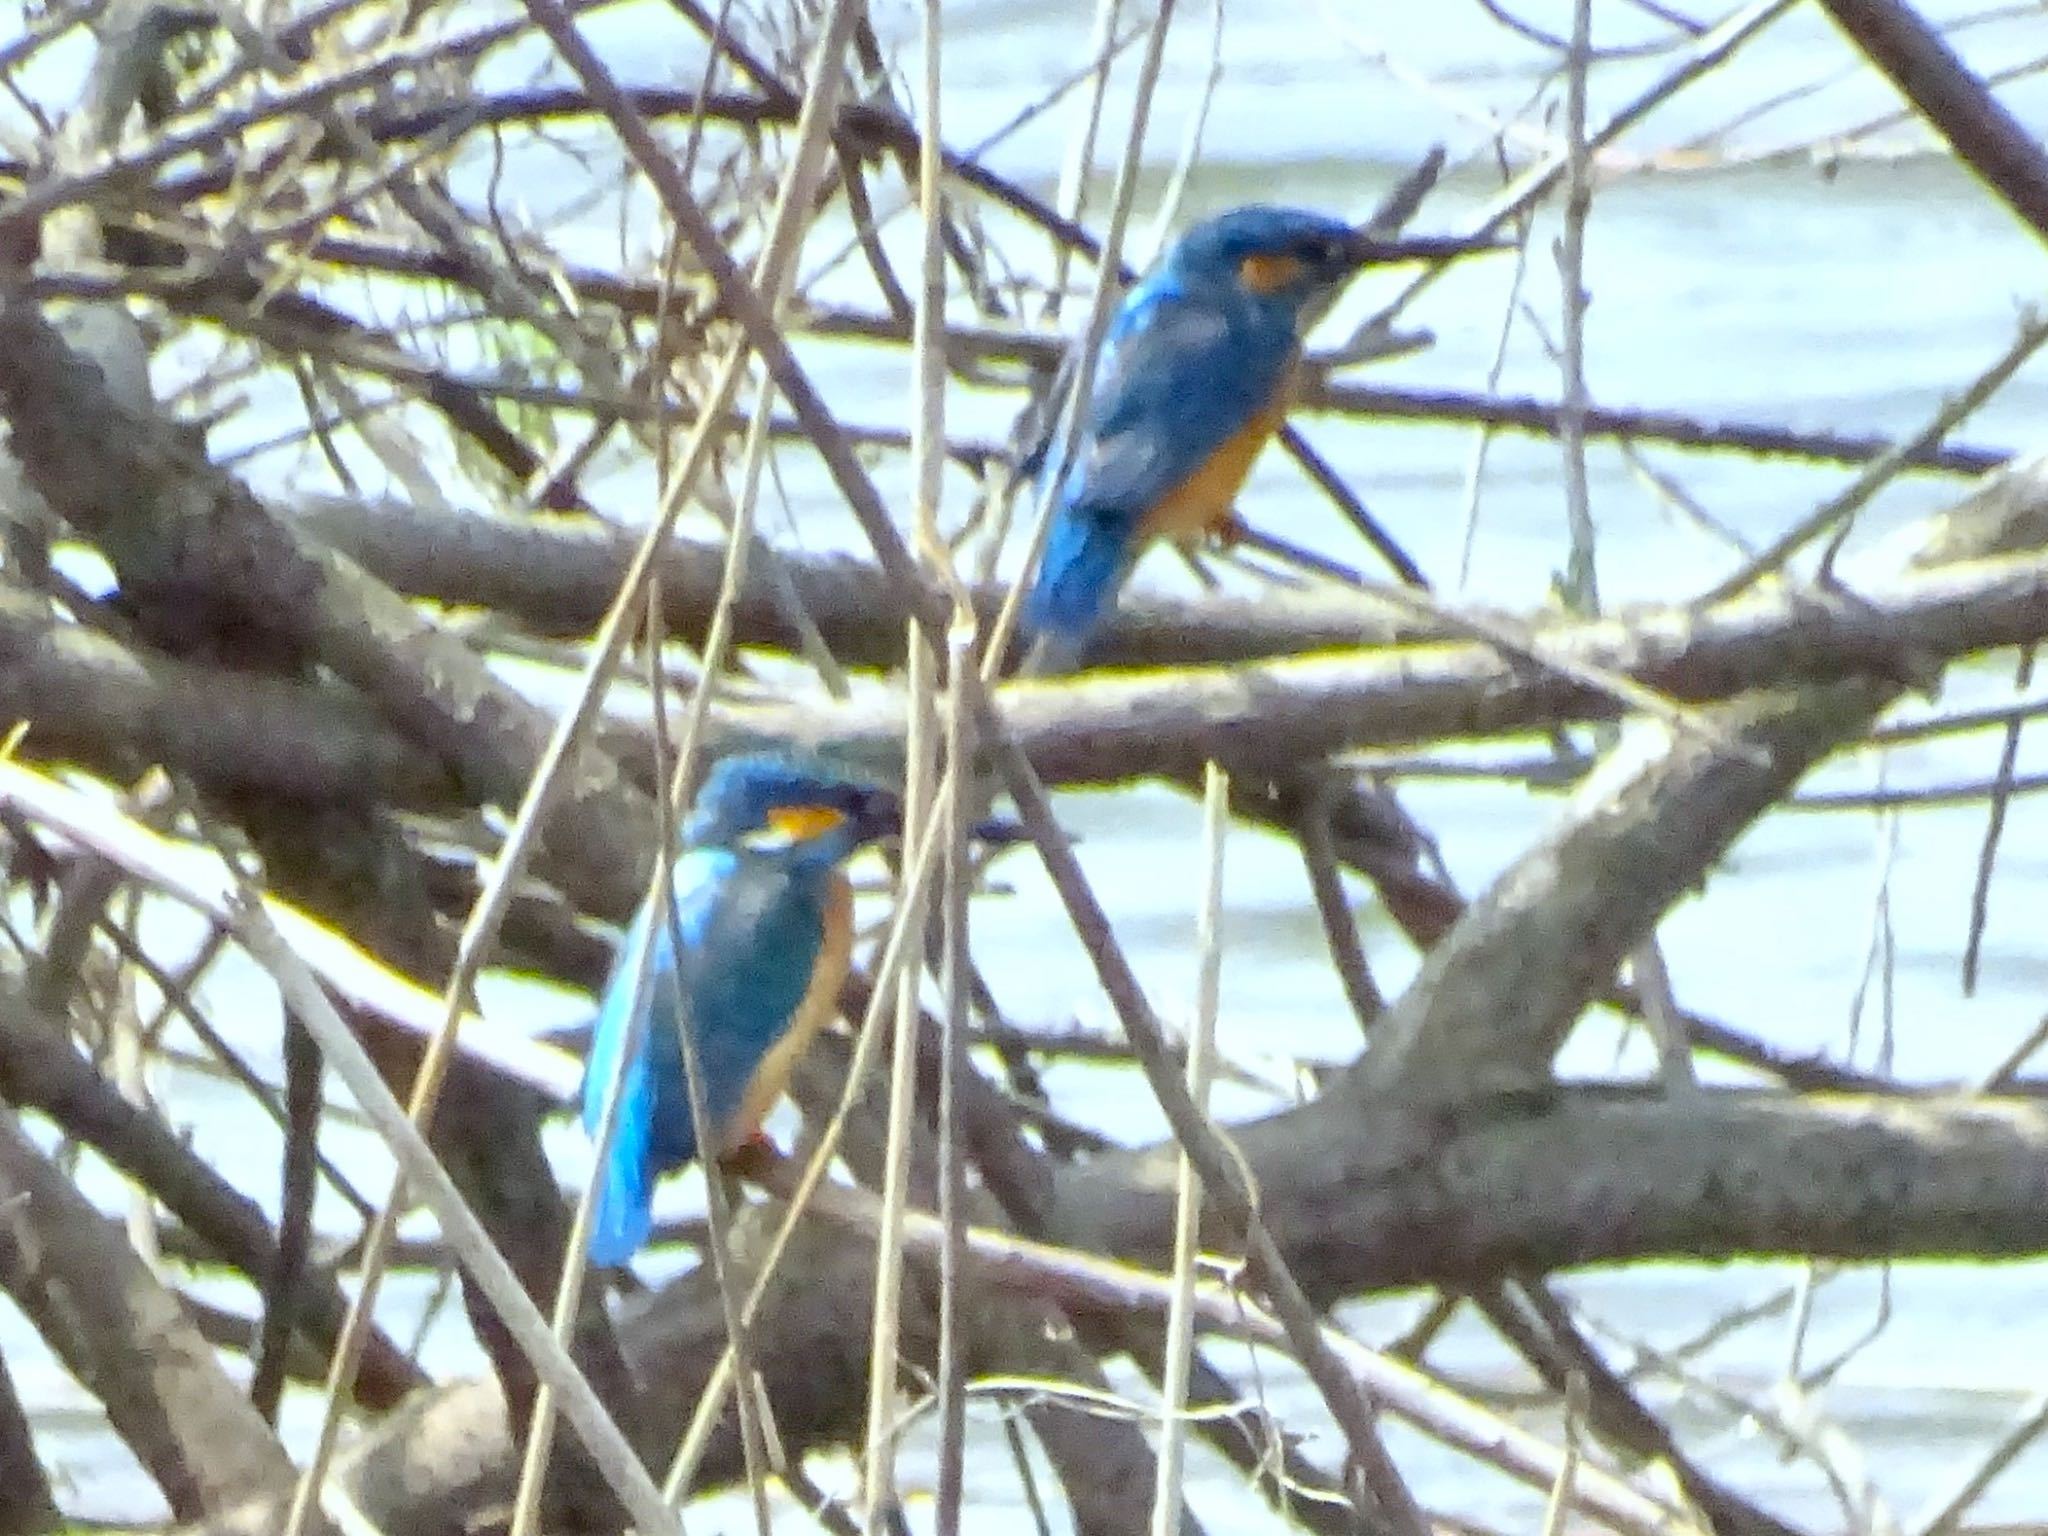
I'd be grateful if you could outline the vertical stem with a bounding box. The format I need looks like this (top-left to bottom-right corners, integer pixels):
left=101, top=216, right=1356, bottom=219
left=1138, top=0, right=1223, bottom=269
left=1557, top=0, right=1694, bottom=1098
left=250, top=1010, right=319, bottom=1424
left=1047, top=0, right=1127, bottom=321
left=1537, top=1374, right=1588, bottom=1536
left=1963, top=645, right=2035, bottom=995
left=230, top=901, right=681, bottom=1536
left=658, top=748, right=778, bottom=1536
left=862, top=638, right=935, bottom=1533
left=108, top=918, right=157, bottom=1268
left=1151, top=763, right=1228, bottom=1536
left=1557, top=0, right=1598, bottom=615
left=910, top=0, right=968, bottom=1522
left=934, top=625, right=976, bottom=1534
left=909, top=0, right=946, bottom=563
left=661, top=791, right=957, bottom=1505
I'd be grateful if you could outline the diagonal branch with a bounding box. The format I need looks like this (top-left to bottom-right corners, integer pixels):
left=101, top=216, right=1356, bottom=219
left=0, top=292, right=656, bottom=921
left=1351, top=449, right=2048, bottom=1107
left=0, top=981, right=427, bottom=1410
left=1816, top=0, right=2048, bottom=245
left=0, top=1095, right=293, bottom=1518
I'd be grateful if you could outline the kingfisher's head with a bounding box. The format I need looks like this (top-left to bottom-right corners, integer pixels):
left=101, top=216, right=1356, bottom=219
left=685, top=753, right=902, bottom=867
left=1160, top=203, right=1492, bottom=329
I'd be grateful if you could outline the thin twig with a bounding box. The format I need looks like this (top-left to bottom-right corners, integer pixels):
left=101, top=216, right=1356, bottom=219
left=1537, top=1373, right=1587, bottom=1536
left=1557, top=0, right=1600, bottom=616
left=517, top=400, right=780, bottom=1535
left=660, top=792, right=963, bottom=1503
left=752, top=1155, right=1706, bottom=1536
left=861, top=639, right=936, bottom=1531
left=934, top=626, right=977, bottom=1534
left=652, top=634, right=779, bottom=1536
left=1815, top=0, right=2048, bottom=244
left=1150, top=762, right=1227, bottom=1536
left=1703, top=308, right=2048, bottom=603
left=1458, top=141, right=1534, bottom=592
left=1137, top=0, right=1223, bottom=270
left=993, top=750, right=1428, bottom=1535
left=1911, top=1387, right=2048, bottom=1535
left=1962, top=644, right=2033, bottom=995
left=249, top=1011, right=320, bottom=1424
left=1296, top=776, right=1387, bottom=1032
left=994, top=0, right=1180, bottom=675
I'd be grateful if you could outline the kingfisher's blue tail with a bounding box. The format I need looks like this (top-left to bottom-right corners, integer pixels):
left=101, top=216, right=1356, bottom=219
left=1019, top=512, right=1127, bottom=676
left=581, top=940, right=662, bottom=1267
left=587, top=1130, right=655, bottom=1267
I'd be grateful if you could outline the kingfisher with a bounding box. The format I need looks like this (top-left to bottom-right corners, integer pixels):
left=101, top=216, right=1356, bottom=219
left=579, top=753, right=907, bottom=1265
left=1017, top=204, right=1482, bottom=673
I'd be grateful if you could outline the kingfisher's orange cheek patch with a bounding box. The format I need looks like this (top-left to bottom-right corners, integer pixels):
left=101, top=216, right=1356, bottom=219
left=767, top=804, right=848, bottom=841
left=1239, top=252, right=1306, bottom=294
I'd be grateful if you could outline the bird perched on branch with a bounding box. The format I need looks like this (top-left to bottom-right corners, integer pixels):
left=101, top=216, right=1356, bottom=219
left=579, top=753, right=906, bottom=1266
left=1017, top=204, right=1492, bottom=674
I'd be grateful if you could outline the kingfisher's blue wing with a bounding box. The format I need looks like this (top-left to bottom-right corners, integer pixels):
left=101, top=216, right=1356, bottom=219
left=1066, top=290, right=1290, bottom=518
left=1021, top=286, right=1296, bottom=658
left=580, top=850, right=731, bottom=1265
left=580, top=901, right=668, bottom=1266
left=580, top=851, right=827, bottom=1265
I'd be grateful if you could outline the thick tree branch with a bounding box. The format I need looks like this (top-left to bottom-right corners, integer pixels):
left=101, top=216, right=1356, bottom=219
left=1339, top=453, right=2048, bottom=1109
left=721, top=533, right=2048, bottom=784
left=0, top=1343, right=59, bottom=1536
left=0, top=582, right=456, bottom=807
left=1360, top=679, right=1888, bottom=1098
left=1816, top=0, right=2048, bottom=245
left=290, top=491, right=1421, bottom=667
left=185, top=1214, right=890, bottom=1536
left=21, top=535, right=2047, bottom=812
left=176, top=1088, right=2048, bottom=1534
left=789, top=1029, right=1195, bottom=1536
left=1046, top=1088, right=2048, bottom=1301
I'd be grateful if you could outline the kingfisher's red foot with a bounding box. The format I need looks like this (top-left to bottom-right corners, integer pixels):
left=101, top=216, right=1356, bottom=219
left=1211, top=511, right=1250, bottom=549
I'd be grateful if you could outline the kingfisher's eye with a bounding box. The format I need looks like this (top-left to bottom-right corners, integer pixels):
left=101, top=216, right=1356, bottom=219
left=1299, top=236, right=1342, bottom=267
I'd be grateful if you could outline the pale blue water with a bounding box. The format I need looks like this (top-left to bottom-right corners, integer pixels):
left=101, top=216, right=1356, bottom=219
left=8, top=0, right=2048, bottom=1529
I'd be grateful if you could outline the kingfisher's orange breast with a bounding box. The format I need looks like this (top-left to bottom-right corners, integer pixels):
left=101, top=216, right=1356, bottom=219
left=723, top=873, right=853, bottom=1153
left=1136, top=392, right=1291, bottom=546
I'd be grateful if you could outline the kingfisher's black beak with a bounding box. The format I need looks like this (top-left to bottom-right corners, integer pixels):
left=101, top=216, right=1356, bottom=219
left=971, top=815, right=1029, bottom=848
left=1341, top=225, right=1510, bottom=268
left=849, top=787, right=906, bottom=843
left=850, top=789, right=1022, bottom=850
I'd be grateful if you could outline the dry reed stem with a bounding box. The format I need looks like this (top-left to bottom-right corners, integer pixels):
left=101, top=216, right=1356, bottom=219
left=1149, top=762, right=1227, bottom=1536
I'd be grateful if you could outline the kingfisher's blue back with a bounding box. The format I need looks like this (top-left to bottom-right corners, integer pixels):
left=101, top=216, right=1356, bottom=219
left=1018, top=205, right=1374, bottom=672
left=1023, top=287, right=1298, bottom=656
